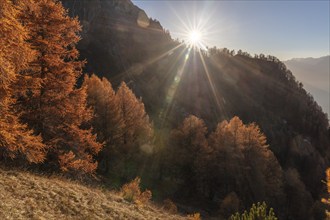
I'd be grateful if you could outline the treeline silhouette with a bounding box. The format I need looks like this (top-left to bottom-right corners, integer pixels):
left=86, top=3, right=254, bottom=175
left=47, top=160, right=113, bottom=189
left=1, top=0, right=330, bottom=219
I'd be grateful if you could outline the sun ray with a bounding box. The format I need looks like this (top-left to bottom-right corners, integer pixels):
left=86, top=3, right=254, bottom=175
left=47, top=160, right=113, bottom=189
left=159, top=47, right=191, bottom=126
left=111, top=43, right=185, bottom=82
left=198, top=50, right=227, bottom=118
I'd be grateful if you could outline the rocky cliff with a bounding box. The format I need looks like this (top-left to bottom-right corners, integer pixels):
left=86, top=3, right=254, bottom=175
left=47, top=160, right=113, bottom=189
left=61, top=0, right=174, bottom=79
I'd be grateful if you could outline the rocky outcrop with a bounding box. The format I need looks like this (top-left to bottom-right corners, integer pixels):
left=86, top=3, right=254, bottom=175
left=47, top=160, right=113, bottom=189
left=61, top=0, right=173, bottom=79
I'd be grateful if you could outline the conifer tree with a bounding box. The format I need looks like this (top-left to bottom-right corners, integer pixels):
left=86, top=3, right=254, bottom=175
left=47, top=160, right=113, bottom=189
left=108, top=82, right=153, bottom=179
left=0, top=0, right=45, bottom=163
left=116, top=82, right=153, bottom=150
left=17, top=0, right=102, bottom=173
left=83, top=74, right=124, bottom=146
left=170, top=115, right=208, bottom=163
left=83, top=75, right=124, bottom=173
left=169, top=115, right=208, bottom=193
left=84, top=78, right=152, bottom=176
left=199, top=117, right=283, bottom=207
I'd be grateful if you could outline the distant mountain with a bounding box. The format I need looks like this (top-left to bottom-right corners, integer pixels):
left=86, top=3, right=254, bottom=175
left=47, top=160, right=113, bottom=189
left=284, top=56, right=330, bottom=116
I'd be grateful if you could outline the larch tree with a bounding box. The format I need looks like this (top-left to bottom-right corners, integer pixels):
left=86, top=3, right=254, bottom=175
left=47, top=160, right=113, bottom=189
left=116, top=82, right=153, bottom=151
left=114, top=82, right=153, bottom=180
left=199, top=116, right=283, bottom=209
left=16, top=0, right=102, bottom=173
left=83, top=74, right=124, bottom=146
left=0, top=0, right=45, bottom=163
left=169, top=115, right=208, bottom=194
left=83, top=74, right=125, bottom=174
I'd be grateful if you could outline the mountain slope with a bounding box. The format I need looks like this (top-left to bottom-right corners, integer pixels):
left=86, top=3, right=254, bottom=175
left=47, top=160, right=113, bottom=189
left=0, top=167, right=184, bottom=220
left=59, top=1, right=330, bottom=219
left=61, top=0, right=175, bottom=79
left=284, top=56, right=330, bottom=116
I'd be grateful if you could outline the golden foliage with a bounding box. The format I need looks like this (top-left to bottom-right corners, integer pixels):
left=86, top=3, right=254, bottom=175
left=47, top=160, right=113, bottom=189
left=187, top=212, right=201, bottom=220
left=116, top=82, right=153, bottom=148
left=16, top=0, right=102, bottom=173
left=322, top=168, right=330, bottom=217
left=58, top=151, right=98, bottom=174
left=170, top=115, right=208, bottom=166
left=121, top=177, right=152, bottom=206
left=0, top=0, right=46, bottom=163
left=83, top=74, right=124, bottom=145
left=209, top=116, right=268, bottom=151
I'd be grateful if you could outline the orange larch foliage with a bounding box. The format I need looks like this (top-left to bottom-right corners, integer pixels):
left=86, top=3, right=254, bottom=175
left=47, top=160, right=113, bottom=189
left=83, top=74, right=124, bottom=147
left=84, top=76, right=153, bottom=177
left=116, top=82, right=153, bottom=150
left=322, top=168, right=330, bottom=217
left=16, top=0, right=102, bottom=173
left=0, top=0, right=45, bottom=163
left=200, top=116, right=283, bottom=206
left=120, top=177, right=152, bottom=206
left=169, top=115, right=208, bottom=189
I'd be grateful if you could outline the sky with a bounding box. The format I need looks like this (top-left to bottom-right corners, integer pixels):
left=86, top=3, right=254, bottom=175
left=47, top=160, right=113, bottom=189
left=132, top=0, right=330, bottom=60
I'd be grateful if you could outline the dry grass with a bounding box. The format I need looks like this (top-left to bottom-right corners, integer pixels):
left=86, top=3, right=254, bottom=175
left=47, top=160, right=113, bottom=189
left=0, top=167, right=186, bottom=220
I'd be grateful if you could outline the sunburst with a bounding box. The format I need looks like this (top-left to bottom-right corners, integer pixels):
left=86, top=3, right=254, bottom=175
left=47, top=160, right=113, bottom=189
left=187, top=30, right=202, bottom=47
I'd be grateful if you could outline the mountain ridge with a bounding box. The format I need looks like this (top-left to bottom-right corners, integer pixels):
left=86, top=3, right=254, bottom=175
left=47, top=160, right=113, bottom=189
left=61, top=0, right=174, bottom=79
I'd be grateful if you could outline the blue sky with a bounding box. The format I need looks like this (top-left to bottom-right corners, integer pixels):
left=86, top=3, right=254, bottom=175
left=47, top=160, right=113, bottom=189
left=132, top=0, right=330, bottom=60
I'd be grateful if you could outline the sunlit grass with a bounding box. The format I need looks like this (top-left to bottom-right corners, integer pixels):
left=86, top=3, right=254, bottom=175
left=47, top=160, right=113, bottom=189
left=0, top=167, right=185, bottom=219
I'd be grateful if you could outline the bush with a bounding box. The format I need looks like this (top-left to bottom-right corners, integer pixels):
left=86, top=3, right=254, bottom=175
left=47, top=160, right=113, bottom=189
left=322, top=168, right=330, bottom=218
left=187, top=213, right=201, bottom=220
left=163, top=199, right=178, bottom=214
left=120, top=177, right=152, bottom=206
left=230, top=202, right=277, bottom=220
left=219, top=192, right=240, bottom=218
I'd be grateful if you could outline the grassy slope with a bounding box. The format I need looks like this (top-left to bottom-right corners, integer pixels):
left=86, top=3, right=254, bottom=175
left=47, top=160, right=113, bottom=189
left=0, top=167, right=185, bottom=220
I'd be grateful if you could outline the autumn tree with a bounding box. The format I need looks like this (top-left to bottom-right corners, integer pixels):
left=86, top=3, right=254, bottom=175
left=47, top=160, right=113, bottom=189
left=0, top=0, right=45, bottom=163
left=84, top=77, right=153, bottom=178
left=83, top=74, right=124, bottom=146
left=197, top=117, right=283, bottom=211
left=197, top=119, right=245, bottom=200
left=83, top=74, right=124, bottom=173
left=113, top=82, right=153, bottom=179
left=116, top=82, right=153, bottom=150
left=168, top=115, right=208, bottom=195
left=16, top=0, right=102, bottom=173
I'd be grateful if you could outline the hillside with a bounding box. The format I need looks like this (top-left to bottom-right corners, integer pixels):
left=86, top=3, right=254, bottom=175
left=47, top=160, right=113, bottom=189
left=0, top=166, right=185, bottom=220
left=61, top=0, right=175, bottom=79
left=58, top=1, right=330, bottom=219
left=1, top=0, right=329, bottom=219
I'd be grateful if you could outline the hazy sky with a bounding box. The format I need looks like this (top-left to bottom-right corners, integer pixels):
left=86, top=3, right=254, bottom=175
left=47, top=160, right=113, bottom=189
left=132, top=0, right=330, bottom=60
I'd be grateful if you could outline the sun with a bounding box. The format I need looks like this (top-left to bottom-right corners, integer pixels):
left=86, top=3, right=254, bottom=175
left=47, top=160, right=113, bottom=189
left=188, top=30, right=202, bottom=47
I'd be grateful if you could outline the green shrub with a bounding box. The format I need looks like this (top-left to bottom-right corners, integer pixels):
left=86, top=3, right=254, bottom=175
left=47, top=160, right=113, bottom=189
left=230, top=202, right=277, bottom=220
